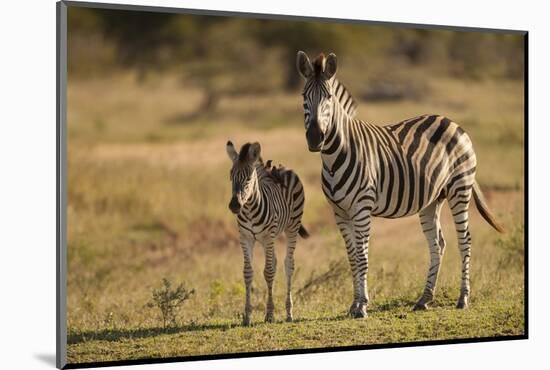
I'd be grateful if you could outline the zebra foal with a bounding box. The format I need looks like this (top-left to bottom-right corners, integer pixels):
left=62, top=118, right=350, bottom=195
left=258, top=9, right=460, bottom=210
left=296, top=51, right=504, bottom=317
left=226, top=140, right=309, bottom=325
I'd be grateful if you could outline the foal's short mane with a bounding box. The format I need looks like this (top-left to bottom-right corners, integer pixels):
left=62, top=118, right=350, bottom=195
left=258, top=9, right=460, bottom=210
left=238, top=143, right=252, bottom=162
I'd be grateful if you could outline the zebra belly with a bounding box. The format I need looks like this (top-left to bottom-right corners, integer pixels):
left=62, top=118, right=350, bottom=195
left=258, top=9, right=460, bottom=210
left=322, top=156, right=454, bottom=219
left=371, top=184, right=445, bottom=218
left=372, top=115, right=475, bottom=218
left=322, top=183, right=443, bottom=219
left=371, top=158, right=454, bottom=218
left=237, top=206, right=291, bottom=242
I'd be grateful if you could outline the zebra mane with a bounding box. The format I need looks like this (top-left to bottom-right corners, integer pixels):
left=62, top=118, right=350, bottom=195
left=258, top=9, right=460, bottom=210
left=308, top=53, right=358, bottom=119
left=331, top=78, right=358, bottom=119
left=239, top=153, right=278, bottom=181
left=255, top=158, right=268, bottom=177
left=238, top=143, right=252, bottom=162
left=304, top=77, right=358, bottom=119
left=313, top=53, right=326, bottom=76
left=256, top=158, right=289, bottom=188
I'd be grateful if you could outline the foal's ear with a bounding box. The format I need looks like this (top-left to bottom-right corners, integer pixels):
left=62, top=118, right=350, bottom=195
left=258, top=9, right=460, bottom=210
left=226, top=140, right=238, bottom=162
left=324, top=53, right=337, bottom=80
left=248, top=142, right=261, bottom=163
left=296, top=51, right=314, bottom=79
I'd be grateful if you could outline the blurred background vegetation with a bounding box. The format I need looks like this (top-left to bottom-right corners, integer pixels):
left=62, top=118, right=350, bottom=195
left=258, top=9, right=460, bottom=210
left=69, top=7, right=524, bottom=112
left=66, top=6, right=525, bottom=364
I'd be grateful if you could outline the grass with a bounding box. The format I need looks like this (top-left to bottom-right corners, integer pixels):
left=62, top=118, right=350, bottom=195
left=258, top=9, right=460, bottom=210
left=68, top=299, right=523, bottom=363
left=66, top=72, right=525, bottom=364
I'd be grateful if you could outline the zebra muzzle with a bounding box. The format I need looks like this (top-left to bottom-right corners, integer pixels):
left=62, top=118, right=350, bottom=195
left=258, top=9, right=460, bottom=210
left=306, top=125, right=324, bottom=152
left=229, top=196, right=241, bottom=214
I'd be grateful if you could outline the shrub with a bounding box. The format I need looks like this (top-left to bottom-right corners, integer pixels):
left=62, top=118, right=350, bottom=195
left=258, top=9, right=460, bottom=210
left=147, top=278, right=195, bottom=329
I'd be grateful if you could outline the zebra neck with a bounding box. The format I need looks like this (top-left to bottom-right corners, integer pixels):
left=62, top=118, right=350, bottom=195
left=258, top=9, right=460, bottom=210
left=242, top=172, right=262, bottom=213
left=322, top=79, right=356, bottom=155
left=320, top=103, right=352, bottom=171
left=331, top=78, right=357, bottom=119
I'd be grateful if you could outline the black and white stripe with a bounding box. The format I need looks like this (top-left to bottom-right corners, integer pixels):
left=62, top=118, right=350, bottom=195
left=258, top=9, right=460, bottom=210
left=297, top=51, right=504, bottom=317
left=226, top=141, right=308, bottom=325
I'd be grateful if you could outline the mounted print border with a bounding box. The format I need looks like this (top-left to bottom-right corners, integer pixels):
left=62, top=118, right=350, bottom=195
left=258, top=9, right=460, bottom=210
left=57, top=1, right=528, bottom=368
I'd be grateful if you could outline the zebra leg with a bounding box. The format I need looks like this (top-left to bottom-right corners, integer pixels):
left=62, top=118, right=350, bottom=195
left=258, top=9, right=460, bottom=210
left=414, top=200, right=446, bottom=311
left=352, top=213, right=371, bottom=318
left=263, top=238, right=277, bottom=323
left=449, top=189, right=473, bottom=309
left=284, top=229, right=298, bottom=322
left=335, top=214, right=359, bottom=316
left=240, top=235, right=255, bottom=326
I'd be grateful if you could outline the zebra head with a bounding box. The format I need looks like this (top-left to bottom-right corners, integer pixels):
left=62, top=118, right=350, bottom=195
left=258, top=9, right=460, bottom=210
left=296, top=51, right=338, bottom=152
left=226, top=140, right=261, bottom=214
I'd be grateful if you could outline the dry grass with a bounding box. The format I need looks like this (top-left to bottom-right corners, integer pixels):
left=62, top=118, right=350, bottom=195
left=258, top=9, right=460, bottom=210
left=66, top=72, right=525, bottom=365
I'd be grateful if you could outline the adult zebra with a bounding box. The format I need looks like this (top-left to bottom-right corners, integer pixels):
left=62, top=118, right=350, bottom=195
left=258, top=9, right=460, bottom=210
left=226, top=141, right=309, bottom=325
left=296, top=51, right=504, bottom=317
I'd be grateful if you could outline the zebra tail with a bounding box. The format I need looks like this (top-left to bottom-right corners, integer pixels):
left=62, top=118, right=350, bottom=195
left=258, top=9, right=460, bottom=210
left=472, top=180, right=505, bottom=233
left=298, top=225, right=310, bottom=239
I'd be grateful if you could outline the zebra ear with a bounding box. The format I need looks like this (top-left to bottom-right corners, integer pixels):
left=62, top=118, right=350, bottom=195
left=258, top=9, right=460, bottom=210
left=324, top=53, right=337, bottom=80
left=226, top=140, right=238, bottom=162
left=296, top=51, right=313, bottom=79
left=248, top=142, right=261, bottom=163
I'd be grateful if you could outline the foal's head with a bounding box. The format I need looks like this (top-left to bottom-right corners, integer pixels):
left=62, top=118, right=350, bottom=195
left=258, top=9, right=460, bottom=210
left=226, top=141, right=262, bottom=214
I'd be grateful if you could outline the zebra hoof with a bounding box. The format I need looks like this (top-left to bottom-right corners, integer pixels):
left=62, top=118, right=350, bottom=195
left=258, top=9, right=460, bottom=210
left=413, top=302, right=429, bottom=311
left=242, top=317, right=252, bottom=327
left=353, top=306, right=368, bottom=318
left=265, top=313, right=275, bottom=323
left=286, top=316, right=293, bottom=323
left=456, top=296, right=469, bottom=309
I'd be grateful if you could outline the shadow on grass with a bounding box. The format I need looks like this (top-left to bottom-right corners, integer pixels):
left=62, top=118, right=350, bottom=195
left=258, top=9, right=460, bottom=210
left=67, top=314, right=353, bottom=345
left=67, top=302, right=461, bottom=346
left=68, top=301, right=452, bottom=346
left=67, top=322, right=233, bottom=345
left=371, top=298, right=418, bottom=312
left=371, top=295, right=465, bottom=312
left=291, top=313, right=350, bottom=324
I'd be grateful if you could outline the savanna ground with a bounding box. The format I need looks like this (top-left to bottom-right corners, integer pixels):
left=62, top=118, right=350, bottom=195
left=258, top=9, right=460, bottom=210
left=66, top=72, right=525, bottom=364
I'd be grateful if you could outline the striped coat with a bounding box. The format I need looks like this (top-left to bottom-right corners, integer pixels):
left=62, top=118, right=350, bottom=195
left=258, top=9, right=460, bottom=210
left=226, top=141, right=308, bottom=325
left=297, top=51, right=503, bottom=317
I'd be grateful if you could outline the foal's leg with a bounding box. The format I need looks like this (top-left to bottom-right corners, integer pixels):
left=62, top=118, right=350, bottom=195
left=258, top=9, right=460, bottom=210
left=240, top=234, right=255, bottom=326
left=414, top=200, right=446, bottom=310
left=284, top=228, right=298, bottom=322
left=262, top=238, right=277, bottom=322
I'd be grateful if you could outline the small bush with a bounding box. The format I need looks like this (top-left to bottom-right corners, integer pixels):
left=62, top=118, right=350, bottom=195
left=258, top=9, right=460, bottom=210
left=147, top=278, right=195, bottom=329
